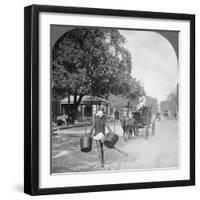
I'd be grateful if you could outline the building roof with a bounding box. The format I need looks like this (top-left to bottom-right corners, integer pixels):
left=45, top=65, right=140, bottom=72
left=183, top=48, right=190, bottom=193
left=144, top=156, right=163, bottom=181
left=61, top=95, right=110, bottom=105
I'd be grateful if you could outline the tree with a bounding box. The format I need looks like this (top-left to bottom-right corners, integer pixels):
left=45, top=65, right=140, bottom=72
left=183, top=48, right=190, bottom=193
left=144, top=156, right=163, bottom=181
left=52, top=28, right=132, bottom=123
left=146, top=96, right=158, bottom=114
left=127, top=78, right=145, bottom=107
left=108, top=77, right=146, bottom=112
left=167, top=88, right=178, bottom=114
left=160, top=86, right=178, bottom=116
left=108, top=94, right=128, bottom=110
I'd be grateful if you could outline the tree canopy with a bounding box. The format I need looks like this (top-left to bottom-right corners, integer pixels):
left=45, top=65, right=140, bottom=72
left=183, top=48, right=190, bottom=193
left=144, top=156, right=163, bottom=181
left=52, top=28, right=132, bottom=100
left=108, top=78, right=146, bottom=111
left=127, top=78, right=145, bottom=106
left=146, top=96, right=158, bottom=114
left=52, top=27, right=148, bottom=122
left=108, top=94, right=128, bottom=110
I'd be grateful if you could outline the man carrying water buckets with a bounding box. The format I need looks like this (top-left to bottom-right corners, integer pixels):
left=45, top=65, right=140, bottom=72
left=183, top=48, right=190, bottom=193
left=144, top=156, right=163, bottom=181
left=89, top=110, right=112, bottom=167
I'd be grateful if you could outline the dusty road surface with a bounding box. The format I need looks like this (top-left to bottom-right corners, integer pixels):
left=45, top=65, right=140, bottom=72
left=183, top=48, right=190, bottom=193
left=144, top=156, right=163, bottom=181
left=51, top=119, right=178, bottom=173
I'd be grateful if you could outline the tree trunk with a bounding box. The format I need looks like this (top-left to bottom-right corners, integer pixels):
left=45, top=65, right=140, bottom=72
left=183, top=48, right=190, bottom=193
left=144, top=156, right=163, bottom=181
left=70, top=94, right=84, bottom=124
left=68, top=93, right=70, bottom=105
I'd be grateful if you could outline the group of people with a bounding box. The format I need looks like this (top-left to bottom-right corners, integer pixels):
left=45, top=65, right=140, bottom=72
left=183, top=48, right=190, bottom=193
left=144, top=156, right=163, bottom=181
left=56, top=112, right=71, bottom=126
left=156, top=110, right=178, bottom=120
left=120, top=105, right=152, bottom=141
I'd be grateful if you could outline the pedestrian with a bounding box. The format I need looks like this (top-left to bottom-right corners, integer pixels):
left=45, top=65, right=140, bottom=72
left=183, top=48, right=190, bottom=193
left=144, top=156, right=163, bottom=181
left=164, top=110, right=169, bottom=119
left=65, top=112, right=69, bottom=125
left=89, top=110, right=112, bottom=167
left=62, top=112, right=67, bottom=125
left=174, top=112, right=177, bottom=119
left=156, top=111, right=161, bottom=121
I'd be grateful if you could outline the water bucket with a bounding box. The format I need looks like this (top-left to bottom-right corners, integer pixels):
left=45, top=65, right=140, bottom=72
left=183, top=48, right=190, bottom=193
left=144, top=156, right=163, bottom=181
left=80, top=134, right=92, bottom=152
left=104, top=132, right=119, bottom=148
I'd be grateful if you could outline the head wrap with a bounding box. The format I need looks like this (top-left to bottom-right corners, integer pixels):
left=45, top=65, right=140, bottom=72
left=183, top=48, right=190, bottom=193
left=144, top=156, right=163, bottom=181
left=96, top=110, right=104, bottom=118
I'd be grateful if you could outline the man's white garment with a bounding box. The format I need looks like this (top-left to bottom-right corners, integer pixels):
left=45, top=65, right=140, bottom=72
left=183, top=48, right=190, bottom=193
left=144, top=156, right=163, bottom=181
left=93, top=132, right=104, bottom=141
left=93, top=127, right=109, bottom=142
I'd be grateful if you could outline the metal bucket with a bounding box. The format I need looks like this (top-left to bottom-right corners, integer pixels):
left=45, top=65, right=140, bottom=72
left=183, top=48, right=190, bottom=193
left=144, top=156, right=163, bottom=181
left=104, top=132, right=119, bottom=148
left=80, top=134, right=92, bottom=152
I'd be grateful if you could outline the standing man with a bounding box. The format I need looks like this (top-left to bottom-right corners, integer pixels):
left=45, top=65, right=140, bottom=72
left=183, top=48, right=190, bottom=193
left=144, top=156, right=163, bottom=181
left=65, top=112, right=69, bottom=125
left=156, top=110, right=161, bottom=121
left=61, top=112, right=67, bottom=125
left=89, top=110, right=112, bottom=167
left=137, top=95, right=146, bottom=111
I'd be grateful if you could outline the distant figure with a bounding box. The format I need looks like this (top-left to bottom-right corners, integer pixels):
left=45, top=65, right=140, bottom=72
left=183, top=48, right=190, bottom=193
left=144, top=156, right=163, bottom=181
left=137, top=96, right=146, bottom=110
left=89, top=110, right=112, bottom=167
left=65, top=112, right=69, bottom=125
left=174, top=112, right=177, bottom=119
left=62, top=112, right=67, bottom=125
left=164, top=110, right=169, bottom=119
left=127, top=112, right=135, bottom=138
left=156, top=111, right=161, bottom=121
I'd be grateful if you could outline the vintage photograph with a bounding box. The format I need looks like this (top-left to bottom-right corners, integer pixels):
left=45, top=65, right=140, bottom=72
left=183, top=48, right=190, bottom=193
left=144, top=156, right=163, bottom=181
left=50, top=25, right=179, bottom=174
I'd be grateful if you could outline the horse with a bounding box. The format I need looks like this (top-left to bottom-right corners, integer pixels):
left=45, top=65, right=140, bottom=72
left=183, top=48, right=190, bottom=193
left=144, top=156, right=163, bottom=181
left=120, top=115, right=136, bottom=141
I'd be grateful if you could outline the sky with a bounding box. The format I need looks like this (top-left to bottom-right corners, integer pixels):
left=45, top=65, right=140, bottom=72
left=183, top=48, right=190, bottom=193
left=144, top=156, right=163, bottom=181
left=119, top=30, right=178, bottom=102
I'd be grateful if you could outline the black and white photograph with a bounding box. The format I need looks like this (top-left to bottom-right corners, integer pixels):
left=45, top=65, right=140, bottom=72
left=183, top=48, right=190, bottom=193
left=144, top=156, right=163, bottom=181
left=0, top=0, right=198, bottom=198
left=23, top=4, right=195, bottom=195
left=51, top=25, right=179, bottom=174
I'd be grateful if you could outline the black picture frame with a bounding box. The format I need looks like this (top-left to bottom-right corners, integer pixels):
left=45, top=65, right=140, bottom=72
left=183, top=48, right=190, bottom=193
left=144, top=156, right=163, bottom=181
left=24, top=4, right=195, bottom=196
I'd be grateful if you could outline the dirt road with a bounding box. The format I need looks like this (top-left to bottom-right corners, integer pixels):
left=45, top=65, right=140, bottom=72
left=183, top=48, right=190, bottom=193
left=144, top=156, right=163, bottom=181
left=51, top=119, right=178, bottom=173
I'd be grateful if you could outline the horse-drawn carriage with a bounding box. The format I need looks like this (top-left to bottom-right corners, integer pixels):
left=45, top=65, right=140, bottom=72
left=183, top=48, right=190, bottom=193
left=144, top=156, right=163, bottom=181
left=120, top=106, right=156, bottom=141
